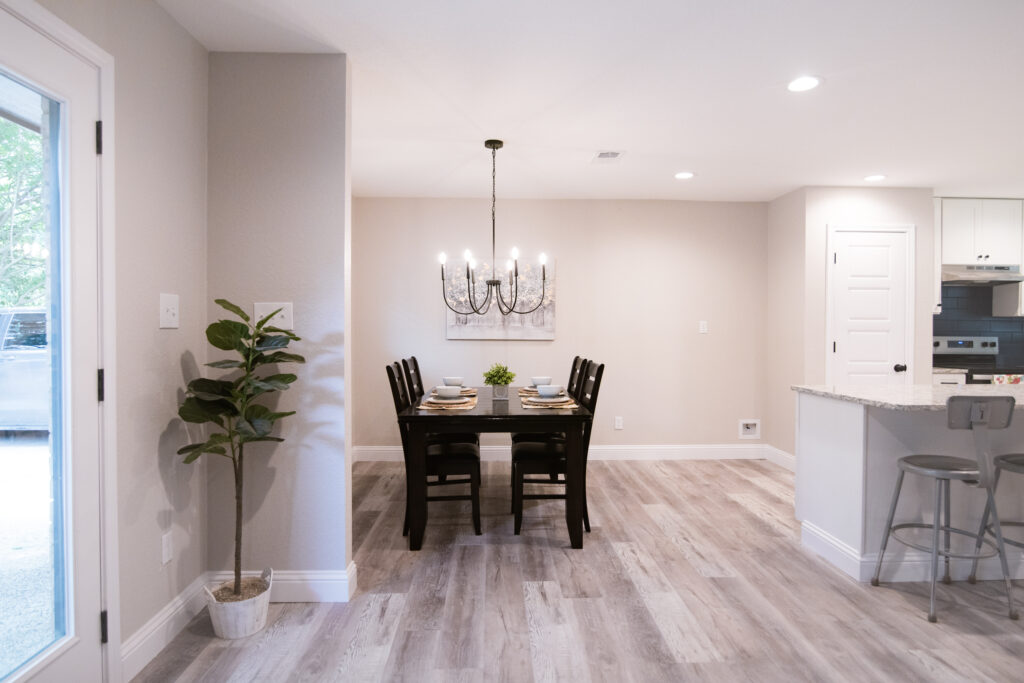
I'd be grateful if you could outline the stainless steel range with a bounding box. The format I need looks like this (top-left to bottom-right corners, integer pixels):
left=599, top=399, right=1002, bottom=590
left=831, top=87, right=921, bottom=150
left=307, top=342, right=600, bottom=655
left=932, top=336, right=998, bottom=383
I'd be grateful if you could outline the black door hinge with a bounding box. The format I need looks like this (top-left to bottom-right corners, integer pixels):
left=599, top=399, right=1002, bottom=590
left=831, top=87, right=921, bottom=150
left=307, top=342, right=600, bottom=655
left=833, top=253, right=836, bottom=264
left=833, top=341, right=837, bottom=353
left=100, top=610, right=108, bottom=644
left=97, top=369, right=105, bottom=402
left=95, top=121, right=102, bottom=154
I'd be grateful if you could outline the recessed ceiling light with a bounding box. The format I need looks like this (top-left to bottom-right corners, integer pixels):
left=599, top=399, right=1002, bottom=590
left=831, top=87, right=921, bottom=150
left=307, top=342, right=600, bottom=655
left=864, top=174, right=887, bottom=182
left=674, top=171, right=695, bottom=180
left=787, top=75, right=822, bottom=92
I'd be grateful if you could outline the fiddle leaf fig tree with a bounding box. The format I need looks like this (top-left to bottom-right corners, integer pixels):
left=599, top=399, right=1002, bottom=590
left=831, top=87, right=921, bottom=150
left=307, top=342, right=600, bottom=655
left=177, top=299, right=305, bottom=596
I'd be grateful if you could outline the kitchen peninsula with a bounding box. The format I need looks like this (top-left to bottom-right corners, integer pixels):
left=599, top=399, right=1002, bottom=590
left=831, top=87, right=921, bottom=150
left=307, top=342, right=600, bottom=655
left=793, top=384, right=1024, bottom=582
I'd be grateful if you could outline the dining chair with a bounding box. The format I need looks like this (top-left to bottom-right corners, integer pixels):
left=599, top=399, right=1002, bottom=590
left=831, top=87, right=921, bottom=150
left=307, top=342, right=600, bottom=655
left=386, top=362, right=481, bottom=536
left=511, top=356, right=586, bottom=445
left=510, top=359, right=605, bottom=535
left=403, top=355, right=479, bottom=447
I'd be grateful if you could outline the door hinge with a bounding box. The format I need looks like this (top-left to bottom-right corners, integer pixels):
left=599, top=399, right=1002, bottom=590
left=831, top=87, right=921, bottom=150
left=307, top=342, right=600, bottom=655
left=95, top=121, right=102, bottom=154
left=833, top=341, right=837, bottom=353
left=100, top=610, right=108, bottom=644
left=833, top=252, right=837, bottom=264
left=97, top=369, right=105, bottom=402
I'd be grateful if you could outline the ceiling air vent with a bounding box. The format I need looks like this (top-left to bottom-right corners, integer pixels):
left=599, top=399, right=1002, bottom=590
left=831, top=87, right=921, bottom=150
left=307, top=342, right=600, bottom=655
left=592, top=150, right=624, bottom=163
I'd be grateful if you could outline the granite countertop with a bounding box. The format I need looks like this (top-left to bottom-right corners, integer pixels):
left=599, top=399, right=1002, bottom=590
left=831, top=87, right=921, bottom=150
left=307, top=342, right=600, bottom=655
left=791, top=384, right=1024, bottom=411
left=932, top=367, right=967, bottom=374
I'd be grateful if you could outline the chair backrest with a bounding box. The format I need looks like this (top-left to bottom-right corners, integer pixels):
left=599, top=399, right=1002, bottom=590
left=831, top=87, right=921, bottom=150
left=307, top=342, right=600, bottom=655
left=403, top=356, right=425, bottom=401
left=567, top=356, right=586, bottom=399
left=386, top=362, right=411, bottom=414
left=947, top=395, right=1015, bottom=489
left=578, top=360, right=604, bottom=414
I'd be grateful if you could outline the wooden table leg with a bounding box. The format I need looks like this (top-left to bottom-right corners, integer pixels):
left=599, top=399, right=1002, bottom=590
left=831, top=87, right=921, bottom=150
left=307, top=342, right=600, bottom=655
left=406, top=425, right=428, bottom=550
left=564, top=420, right=584, bottom=549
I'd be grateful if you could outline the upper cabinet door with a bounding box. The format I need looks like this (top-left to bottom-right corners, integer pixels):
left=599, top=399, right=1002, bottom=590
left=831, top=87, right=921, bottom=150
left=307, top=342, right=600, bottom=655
left=941, top=198, right=979, bottom=263
left=978, top=199, right=1023, bottom=265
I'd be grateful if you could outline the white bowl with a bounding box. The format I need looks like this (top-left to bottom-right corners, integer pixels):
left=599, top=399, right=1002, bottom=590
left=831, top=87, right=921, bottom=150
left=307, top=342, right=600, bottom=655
left=435, top=385, right=462, bottom=398
left=442, top=376, right=464, bottom=386
left=537, top=384, right=563, bottom=398
left=530, top=376, right=552, bottom=387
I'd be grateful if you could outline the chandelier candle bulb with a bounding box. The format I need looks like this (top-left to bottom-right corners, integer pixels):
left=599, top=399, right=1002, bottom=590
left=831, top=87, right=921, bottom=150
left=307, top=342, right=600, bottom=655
left=511, top=247, right=519, bottom=259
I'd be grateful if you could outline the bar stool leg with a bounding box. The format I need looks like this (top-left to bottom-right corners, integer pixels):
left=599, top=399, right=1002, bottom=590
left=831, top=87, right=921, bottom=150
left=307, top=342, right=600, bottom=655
left=929, top=478, right=942, bottom=623
left=872, top=470, right=905, bottom=586
left=942, top=478, right=952, bottom=584
left=968, top=468, right=1001, bottom=584
left=985, top=489, right=1020, bottom=620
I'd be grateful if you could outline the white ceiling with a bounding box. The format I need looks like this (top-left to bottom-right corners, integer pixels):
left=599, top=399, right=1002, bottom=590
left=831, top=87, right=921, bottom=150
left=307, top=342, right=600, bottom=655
left=157, top=0, right=1024, bottom=201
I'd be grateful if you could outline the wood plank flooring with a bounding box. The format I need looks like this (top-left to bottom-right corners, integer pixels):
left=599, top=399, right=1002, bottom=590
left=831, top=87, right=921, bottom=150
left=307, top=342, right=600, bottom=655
left=133, top=460, right=1024, bottom=682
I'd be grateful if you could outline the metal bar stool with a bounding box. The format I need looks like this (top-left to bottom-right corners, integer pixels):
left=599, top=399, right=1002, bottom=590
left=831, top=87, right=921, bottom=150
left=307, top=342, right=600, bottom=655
left=871, top=396, right=1018, bottom=623
left=968, top=453, right=1024, bottom=583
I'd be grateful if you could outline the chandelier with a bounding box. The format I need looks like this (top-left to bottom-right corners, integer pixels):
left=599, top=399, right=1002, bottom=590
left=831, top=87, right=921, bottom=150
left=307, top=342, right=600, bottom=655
left=438, top=139, right=548, bottom=316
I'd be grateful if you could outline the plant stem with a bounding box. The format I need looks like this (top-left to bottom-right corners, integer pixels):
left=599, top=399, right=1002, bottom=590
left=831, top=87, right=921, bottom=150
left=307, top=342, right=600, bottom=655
left=234, top=446, right=244, bottom=594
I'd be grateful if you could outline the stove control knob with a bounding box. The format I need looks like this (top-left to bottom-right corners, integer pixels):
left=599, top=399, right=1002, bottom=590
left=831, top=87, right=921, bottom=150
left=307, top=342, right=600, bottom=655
left=934, top=341, right=940, bottom=347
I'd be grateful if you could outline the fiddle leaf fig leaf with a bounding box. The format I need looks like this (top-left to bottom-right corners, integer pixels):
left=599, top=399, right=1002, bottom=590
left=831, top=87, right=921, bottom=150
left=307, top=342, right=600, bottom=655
left=187, top=378, right=234, bottom=400
left=254, top=335, right=290, bottom=351
left=214, top=299, right=250, bottom=322
left=255, top=308, right=282, bottom=330
left=178, top=397, right=234, bottom=426
left=207, top=359, right=244, bottom=369
left=254, top=351, right=306, bottom=366
left=264, top=326, right=300, bottom=341
left=206, top=320, right=249, bottom=350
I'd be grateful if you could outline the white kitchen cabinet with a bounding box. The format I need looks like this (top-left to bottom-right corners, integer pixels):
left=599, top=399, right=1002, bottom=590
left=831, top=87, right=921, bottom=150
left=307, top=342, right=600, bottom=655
left=940, top=198, right=1023, bottom=265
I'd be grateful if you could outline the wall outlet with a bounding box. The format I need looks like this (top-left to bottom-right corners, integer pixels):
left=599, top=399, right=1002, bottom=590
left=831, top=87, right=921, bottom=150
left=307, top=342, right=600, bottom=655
left=698, top=320, right=708, bottom=334
left=614, top=416, right=624, bottom=430
left=161, top=531, right=172, bottom=566
left=739, top=419, right=761, bottom=440
left=159, top=293, right=179, bottom=329
left=253, top=302, right=294, bottom=330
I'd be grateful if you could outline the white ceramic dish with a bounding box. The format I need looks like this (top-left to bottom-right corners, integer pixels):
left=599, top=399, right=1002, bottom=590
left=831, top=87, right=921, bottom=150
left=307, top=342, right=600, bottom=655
left=442, top=376, right=464, bottom=386
left=530, top=376, right=552, bottom=387
left=537, top=385, right=564, bottom=398
left=426, top=396, right=471, bottom=405
left=435, top=385, right=462, bottom=398
left=526, top=396, right=573, bottom=405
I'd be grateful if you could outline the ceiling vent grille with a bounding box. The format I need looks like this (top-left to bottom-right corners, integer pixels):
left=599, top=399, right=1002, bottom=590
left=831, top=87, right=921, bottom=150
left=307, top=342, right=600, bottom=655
left=592, top=150, right=624, bottom=163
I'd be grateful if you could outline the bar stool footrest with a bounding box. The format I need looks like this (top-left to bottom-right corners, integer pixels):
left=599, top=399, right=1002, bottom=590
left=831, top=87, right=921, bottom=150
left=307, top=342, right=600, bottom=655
left=979, top=520, right=1024, bottom=550
left=890, top=522, right=999, bottom=560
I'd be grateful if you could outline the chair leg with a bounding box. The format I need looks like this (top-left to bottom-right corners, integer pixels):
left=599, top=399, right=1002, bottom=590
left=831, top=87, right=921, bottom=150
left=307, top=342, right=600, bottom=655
left=942, top=478, right=952, bottom=584
left=969, top=468, right=1000, bottom=584
left=985, top=489, right=1020, bottom=620
left=510, top=461, right=516, bottom=514
left=872, top=470, right=905, bottom=586
left=928, top=478, right=942, bottom=623
left=583, top=493, right=591, bottom=533
left=513, top=465, right=524, bottom=535
left=403, top=501, right=409, bottom=537
left=471, top=463, right=482, bottom=536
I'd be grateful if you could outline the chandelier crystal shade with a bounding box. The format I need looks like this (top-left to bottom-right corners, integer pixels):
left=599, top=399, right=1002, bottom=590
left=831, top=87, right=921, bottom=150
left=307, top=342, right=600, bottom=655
left=438, top=139, right=548, bottom=316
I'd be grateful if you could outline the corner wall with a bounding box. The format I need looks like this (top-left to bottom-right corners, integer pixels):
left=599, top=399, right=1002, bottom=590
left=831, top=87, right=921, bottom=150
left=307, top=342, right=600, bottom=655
left=207, top=54, right=349, bottom=592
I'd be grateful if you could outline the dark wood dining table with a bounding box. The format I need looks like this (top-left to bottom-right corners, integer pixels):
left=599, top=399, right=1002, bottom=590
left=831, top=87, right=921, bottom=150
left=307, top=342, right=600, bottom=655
left=396, top=386, right=593, bottom=550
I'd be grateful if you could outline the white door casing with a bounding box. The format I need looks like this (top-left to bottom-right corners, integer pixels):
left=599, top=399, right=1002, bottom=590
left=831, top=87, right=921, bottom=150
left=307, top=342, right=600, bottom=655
left=1, top=1, right=117, bottom=681
left=826, top=225, right=915, bottom=387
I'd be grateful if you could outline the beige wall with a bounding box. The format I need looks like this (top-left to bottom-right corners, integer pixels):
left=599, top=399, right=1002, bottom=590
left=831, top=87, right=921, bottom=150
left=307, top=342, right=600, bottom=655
left=38, top=0, right=210, bottom=638
left=207, top=54, right=349, bottom=574
left=803, top=187, right=936, bottom=385
left=764, top=189, right=806, bottom=454
left=353, top=198, right=769, bottom=449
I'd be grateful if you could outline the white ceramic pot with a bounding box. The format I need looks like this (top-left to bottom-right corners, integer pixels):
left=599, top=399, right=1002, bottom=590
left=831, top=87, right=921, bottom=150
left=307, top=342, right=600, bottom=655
left=492, top=384, right=509, bottom=400
left=205, top=567, right=272, bottom=639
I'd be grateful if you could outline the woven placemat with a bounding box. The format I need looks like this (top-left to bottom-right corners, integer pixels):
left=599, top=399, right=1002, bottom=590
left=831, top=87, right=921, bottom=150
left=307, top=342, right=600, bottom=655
left=521, top=399, right=578, bottom=410
left=431, top=388, right=478, bottom=397
left=419, top=396, right=478, bottom=411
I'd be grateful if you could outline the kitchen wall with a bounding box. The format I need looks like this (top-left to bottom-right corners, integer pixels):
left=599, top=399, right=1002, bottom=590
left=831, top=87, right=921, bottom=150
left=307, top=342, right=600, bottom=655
left=353, top=198, right=769, bottom=451
left=38, top=0, right=210, bottom=641
left=934, top=285, right=1024, bottom=365
left=207, top=54, right=350, bottom=583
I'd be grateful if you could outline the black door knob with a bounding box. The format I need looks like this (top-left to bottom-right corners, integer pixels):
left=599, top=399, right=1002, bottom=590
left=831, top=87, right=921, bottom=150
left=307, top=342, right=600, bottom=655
left=894, top=364, right=907, bottom=372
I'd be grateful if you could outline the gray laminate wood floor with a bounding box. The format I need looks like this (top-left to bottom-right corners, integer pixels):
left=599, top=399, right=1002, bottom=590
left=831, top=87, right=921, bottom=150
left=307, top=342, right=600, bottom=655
left=133, top=460, right=1024, bottom=682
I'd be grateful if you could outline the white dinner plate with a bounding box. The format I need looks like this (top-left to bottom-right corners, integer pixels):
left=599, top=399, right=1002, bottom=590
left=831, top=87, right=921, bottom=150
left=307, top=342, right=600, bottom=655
left=424, top=396, right=471, bottom=405
left=526, top=396, right=574, bottom=405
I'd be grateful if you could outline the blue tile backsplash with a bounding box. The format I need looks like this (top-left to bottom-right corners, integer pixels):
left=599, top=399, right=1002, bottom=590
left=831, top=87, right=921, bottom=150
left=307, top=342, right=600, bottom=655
left=934, top=285, right=1024, bottom=366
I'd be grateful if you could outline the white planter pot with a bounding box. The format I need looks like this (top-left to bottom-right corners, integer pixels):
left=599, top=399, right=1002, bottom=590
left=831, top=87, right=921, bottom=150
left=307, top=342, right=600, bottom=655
left=205, top=567, right=272, bottom=639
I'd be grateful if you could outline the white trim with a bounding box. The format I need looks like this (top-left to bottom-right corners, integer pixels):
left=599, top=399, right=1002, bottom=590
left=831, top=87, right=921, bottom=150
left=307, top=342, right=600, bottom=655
left=207, top=564, right=356, bottom=603
left=825, top=223, right=916, bottom=386
left=0, top=2, right=120, bottom=681
left=803, top=521, right=1024, bottom=583
left=119, top=574, right=208, bottom=682
left=354, top=443, right=782, bottom=463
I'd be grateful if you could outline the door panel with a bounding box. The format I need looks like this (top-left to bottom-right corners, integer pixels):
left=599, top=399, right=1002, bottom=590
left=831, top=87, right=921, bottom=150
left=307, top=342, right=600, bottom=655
left=829, top=229, right=912, bottom=386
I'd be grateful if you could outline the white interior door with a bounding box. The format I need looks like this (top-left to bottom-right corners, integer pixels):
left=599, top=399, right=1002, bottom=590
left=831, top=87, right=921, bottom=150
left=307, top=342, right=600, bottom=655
left=827, top=226, right=914, bottom=386
left=0, top=4, right=104, bottom=681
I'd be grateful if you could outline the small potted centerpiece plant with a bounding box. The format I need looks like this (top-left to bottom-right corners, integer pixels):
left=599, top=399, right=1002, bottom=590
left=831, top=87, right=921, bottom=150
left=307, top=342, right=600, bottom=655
left=483, top=362, right=516, bottom=400
left=176, top=299, right=304, bottom=639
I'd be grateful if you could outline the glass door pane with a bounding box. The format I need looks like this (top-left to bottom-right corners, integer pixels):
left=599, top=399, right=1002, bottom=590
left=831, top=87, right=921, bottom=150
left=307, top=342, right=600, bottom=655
left=0, top=71, right=64, bottom=680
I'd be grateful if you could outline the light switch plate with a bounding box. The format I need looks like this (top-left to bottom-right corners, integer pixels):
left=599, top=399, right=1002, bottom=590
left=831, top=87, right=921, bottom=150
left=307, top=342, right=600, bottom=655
left=254, top=302, right=294, bottom=330
left=159, top=293, right=179, bottom=329
left=698, top=320, right=709, bottom=334
left=161, top=531, right=172, bottom=565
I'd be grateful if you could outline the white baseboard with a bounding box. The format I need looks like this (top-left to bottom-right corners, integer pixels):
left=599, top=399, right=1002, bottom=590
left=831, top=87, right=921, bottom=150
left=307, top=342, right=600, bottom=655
left=120, top=562, right=356, bottom=680
left=802, top=521, right=1024, bottom=583
left=120, top=573, right=209, bottom=682
left=354, top=443, right=786, bottom=463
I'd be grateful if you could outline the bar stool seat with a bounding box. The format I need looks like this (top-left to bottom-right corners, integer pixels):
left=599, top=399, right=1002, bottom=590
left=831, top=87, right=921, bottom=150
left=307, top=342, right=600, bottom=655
left=900, top=455, right=979, bottom=480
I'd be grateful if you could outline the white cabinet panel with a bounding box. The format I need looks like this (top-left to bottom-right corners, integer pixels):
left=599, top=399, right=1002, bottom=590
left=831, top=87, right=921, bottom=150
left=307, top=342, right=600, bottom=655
left=941, top=198, right=1023, bottom=266
left=941, top=198, right=978, bottom=263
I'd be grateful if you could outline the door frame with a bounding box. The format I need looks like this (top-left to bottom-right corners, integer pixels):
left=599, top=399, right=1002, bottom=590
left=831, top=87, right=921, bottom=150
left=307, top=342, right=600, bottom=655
left=825, top=224, right=916, bottom=386
left=0, top=1, right=119, bottom=680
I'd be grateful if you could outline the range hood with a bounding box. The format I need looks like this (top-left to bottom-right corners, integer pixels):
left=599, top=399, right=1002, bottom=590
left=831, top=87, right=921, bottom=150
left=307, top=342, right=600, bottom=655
left=941, top=264, right=1024, bottom=285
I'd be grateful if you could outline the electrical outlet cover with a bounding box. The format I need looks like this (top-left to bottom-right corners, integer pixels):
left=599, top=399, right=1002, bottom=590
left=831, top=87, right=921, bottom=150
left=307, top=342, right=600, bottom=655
left=254, top=302, right=294, bottom=330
